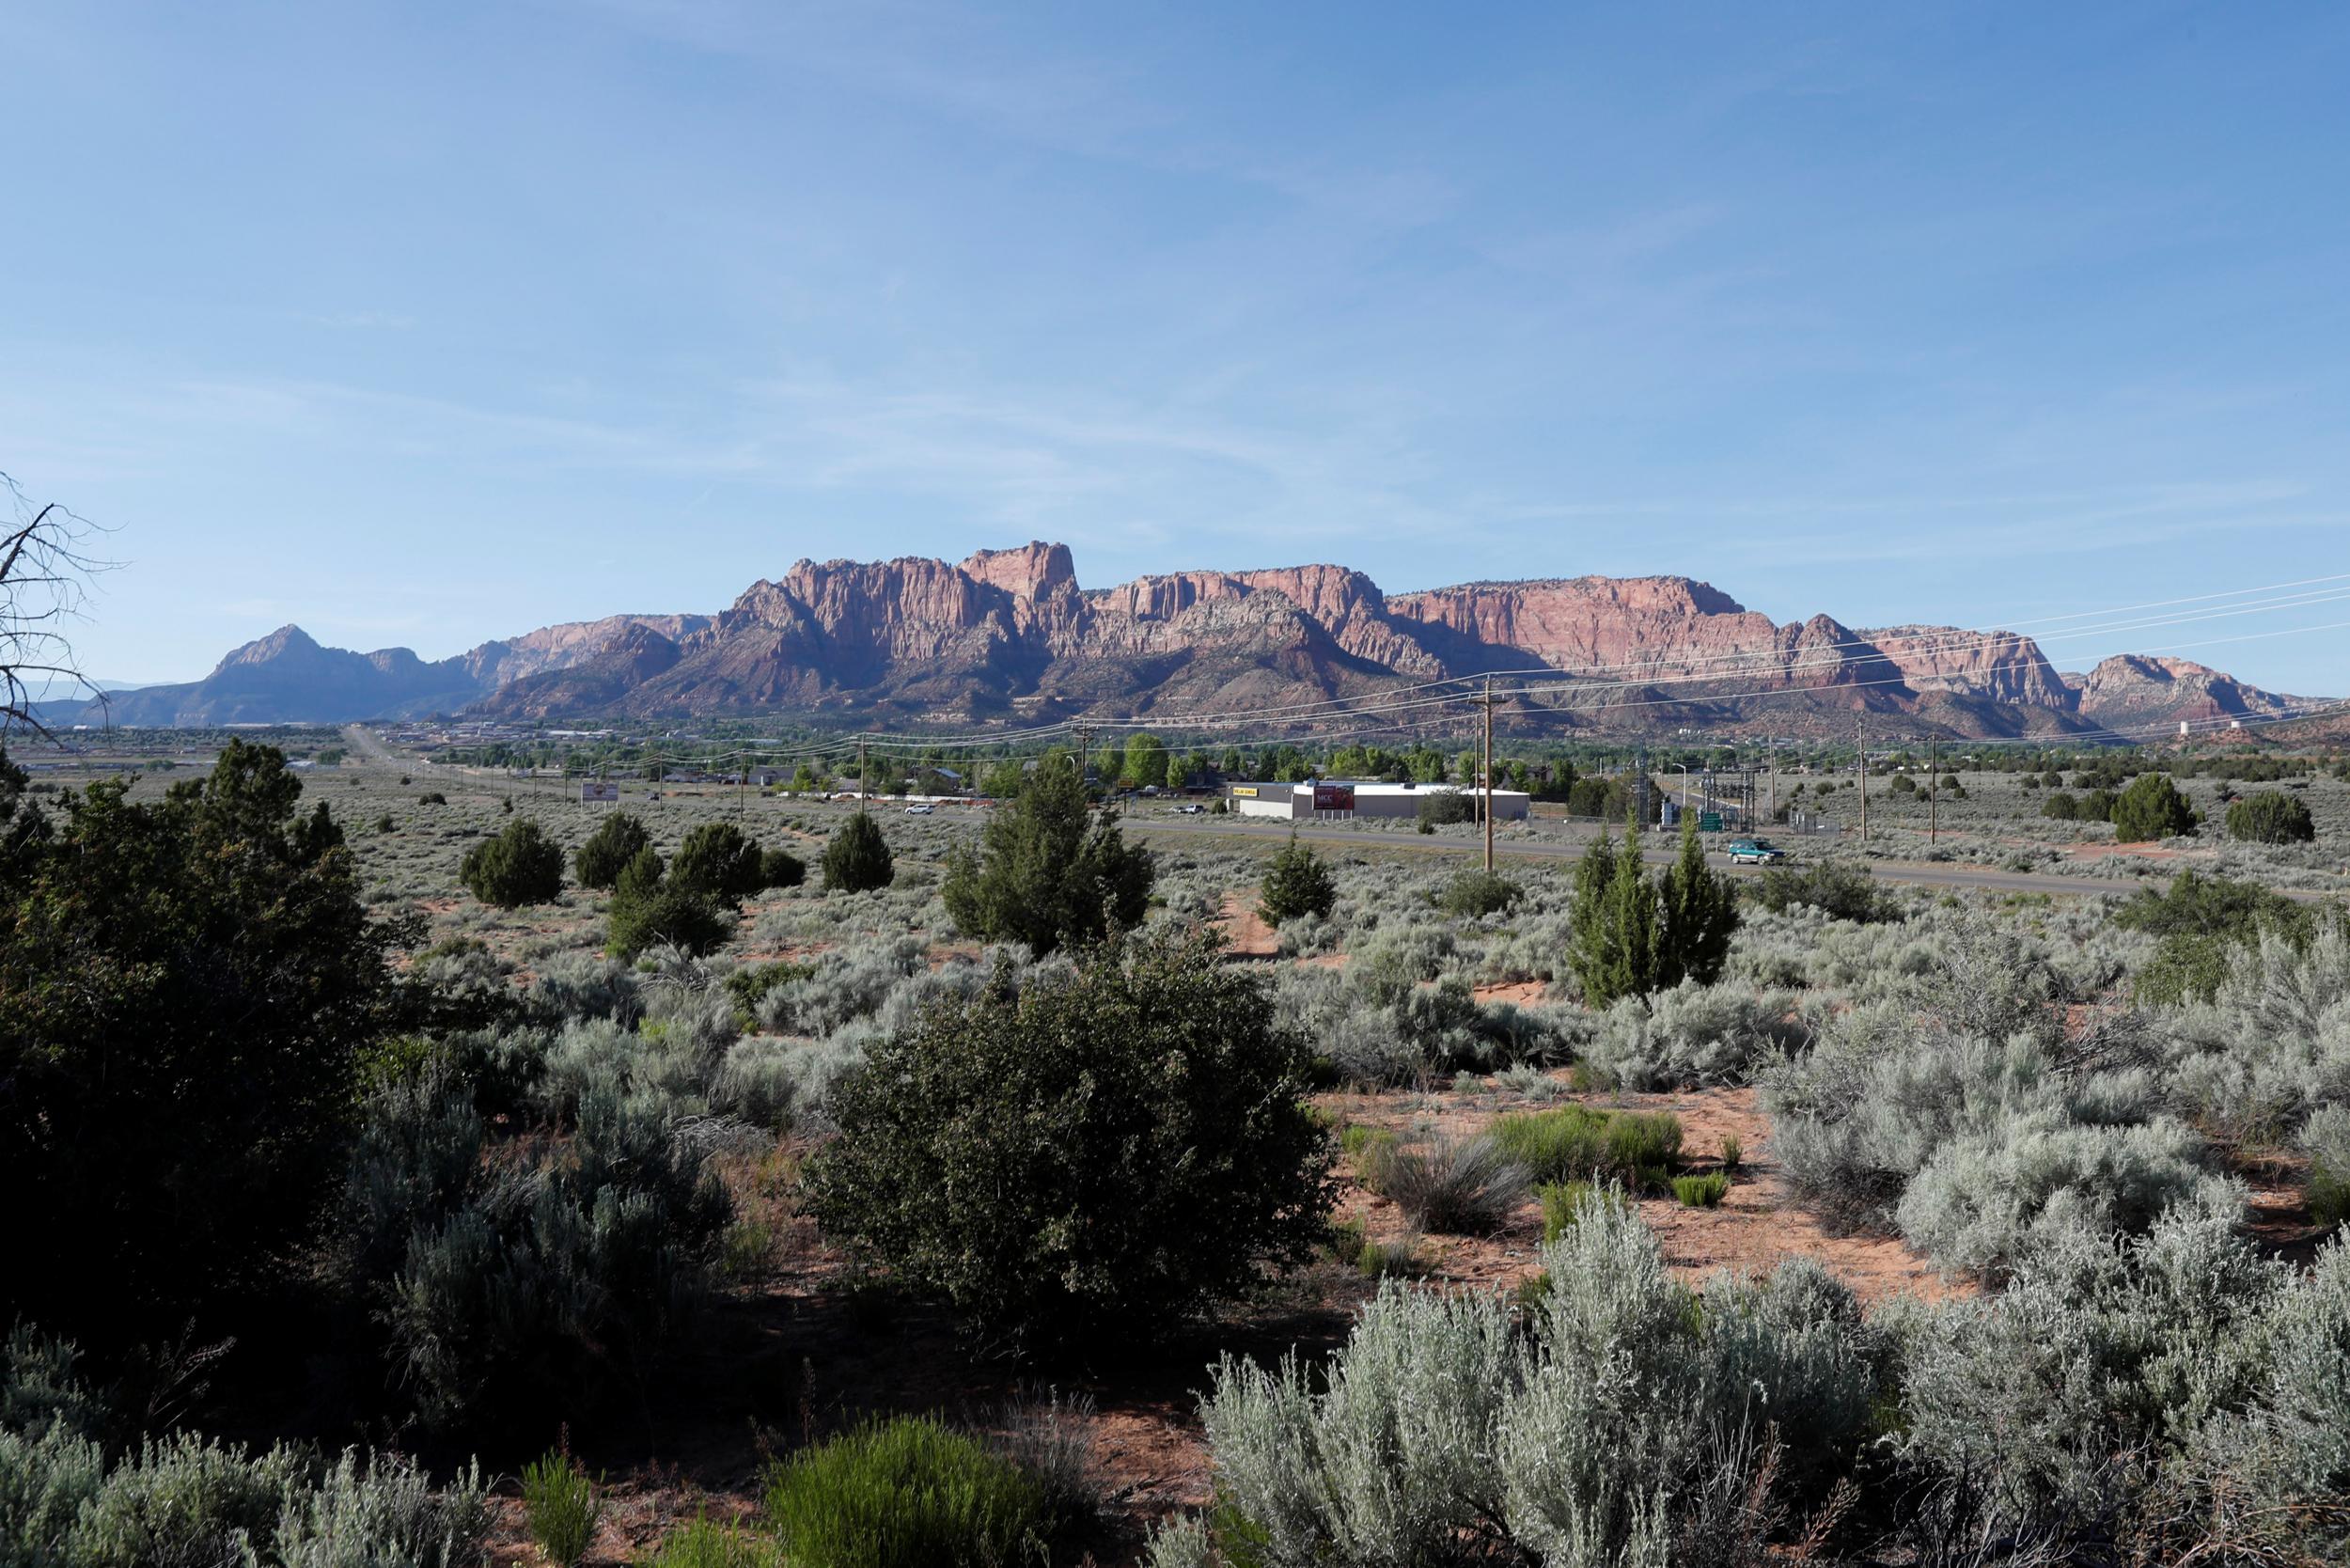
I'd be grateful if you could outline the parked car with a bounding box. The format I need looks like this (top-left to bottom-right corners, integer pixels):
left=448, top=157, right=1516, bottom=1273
left=1176, top=803, right=1206, bottom=815
left=1725, top=838, right=1787, bottom=864
left=904, top=804, right=935, bottom=815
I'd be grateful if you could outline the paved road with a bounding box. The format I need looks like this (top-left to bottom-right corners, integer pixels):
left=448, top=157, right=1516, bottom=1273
left=339, top=724, right=416, bottom=766
left=1120, top=813, right=2341, bottom=902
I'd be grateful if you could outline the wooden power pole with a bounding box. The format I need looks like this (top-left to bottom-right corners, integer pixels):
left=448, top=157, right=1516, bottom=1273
left=1928, top=733, right=1938, bottom=844
left=1856, top=720, right=1868, bottom=844
left=1478, top=676, right=1496, bottom=871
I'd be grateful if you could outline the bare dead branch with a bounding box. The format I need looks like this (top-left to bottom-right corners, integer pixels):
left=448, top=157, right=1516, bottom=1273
left=0, top=471, right=119, bottom=742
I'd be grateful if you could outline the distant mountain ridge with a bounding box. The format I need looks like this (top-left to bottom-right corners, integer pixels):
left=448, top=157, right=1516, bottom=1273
left=71, top=544, right=2318, bottom=740
left=92, top=613, right=711, bottom=728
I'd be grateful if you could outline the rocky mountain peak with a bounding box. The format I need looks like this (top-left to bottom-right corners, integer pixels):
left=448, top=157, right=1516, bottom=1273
left=960, top=541, right=1076, bottom=601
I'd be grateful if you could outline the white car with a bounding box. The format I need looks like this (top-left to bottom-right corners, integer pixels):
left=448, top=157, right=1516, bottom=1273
left=903, top=804, right=935, bottom=815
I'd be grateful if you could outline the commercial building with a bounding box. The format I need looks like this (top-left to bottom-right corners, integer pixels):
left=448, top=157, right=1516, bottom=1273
left=1225, top=779, right=1530, bottom=822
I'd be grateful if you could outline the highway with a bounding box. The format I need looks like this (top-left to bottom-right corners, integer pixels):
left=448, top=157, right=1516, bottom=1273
left=340, top=724, right=418, bottom=767
left=1120, top=812, right=2341, bottom=902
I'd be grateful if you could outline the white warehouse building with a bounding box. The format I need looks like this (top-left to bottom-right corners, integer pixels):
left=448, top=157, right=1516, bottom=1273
left=1225, top=780, right=1530, bottom=822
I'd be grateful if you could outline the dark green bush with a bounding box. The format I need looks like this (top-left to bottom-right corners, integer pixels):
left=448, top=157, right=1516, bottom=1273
left=765, top=1417, right=1051, bottom=1568
left=807, top=927, right=1333, bottom=1348
left=1889, top=775, right=1918, bottom=795
left=1258, top=833, right=1338, bottom=927
left=2042, top=791, right=2080, bottom=821
left=1415, top=791, right=1477, bottom=827
left=2079, top=787, right=2118, bottom=823
left=0, top=742, right=418, bottom=1342
left=671, top=822, right=767, bottom=900
left=2118, top=870, right=2311, bottom=1007
left=605, top=846, right=734, bottom=959
left=2227, top=791, right=2317, bottom=845
left=572, top=811, right=651, bottom=889
left=459, top=818, right=565, bottom=907
left=760, top=846, right=807, bottom=889
left=1438, top=869, right=1523, bottom=918
left=822, top=812, right=895, bottom=894
left=418, top=791, right=446, bottom=806
left=940, top=758, right=1152, bottom=953
left=1748, top=859, right=1894, bottom=923
left=2112, top=773, right=2197, bottom=842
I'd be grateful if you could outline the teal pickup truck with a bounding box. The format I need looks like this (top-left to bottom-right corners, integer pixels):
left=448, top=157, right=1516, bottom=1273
left=1725, top=838, right=1788, bottom=864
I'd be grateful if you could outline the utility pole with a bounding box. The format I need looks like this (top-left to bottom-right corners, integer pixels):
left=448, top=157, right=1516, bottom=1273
left=1928, top=733, right=1938, bottom=845
left=1479, top=676, right=1496, bottom=872
left=1768, top=735, right=1778, bottom=823
left=1856, top=719, right=1868, bottom=844
left=857, top=739, right=869, bottom=813
left=1071, top=721, right=1099, bottom=807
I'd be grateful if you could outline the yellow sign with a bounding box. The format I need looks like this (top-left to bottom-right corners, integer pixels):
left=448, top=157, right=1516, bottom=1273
left=1230, top=786, right=1259, bottom=797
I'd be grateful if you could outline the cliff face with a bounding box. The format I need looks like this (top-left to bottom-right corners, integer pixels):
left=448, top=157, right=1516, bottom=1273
left=1858, top=624, right=2075, bottom=708
left=2074, top=654, right=2302, bottom=730
left=460, top=613, right=713, bottom=688
left=102, top=544, right=2311, bottom=735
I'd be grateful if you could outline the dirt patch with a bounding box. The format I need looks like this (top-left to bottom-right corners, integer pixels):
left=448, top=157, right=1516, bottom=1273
left=1321, top=1081, right=1966, bottom=1309
left=1214, top=891, right=1281, bottom=959
left=1472, top=980, right=1550, bottom=1007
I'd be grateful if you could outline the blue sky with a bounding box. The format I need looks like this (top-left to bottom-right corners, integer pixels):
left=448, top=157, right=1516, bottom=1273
left=7, top=2, right=2348, bottom=692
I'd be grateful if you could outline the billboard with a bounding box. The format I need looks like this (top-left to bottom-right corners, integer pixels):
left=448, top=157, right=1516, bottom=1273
left=1230, top=786, right=1259, bottom=798
left=579, top=781, right=620, bottom=804
left=1312, top=783, right=1356, bottom=812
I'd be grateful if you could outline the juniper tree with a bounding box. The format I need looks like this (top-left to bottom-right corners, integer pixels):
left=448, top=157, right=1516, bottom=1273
left=807, top=926, right=1333, bottom=1350
left=822, top=809, right=895, bottom=894
left=572, top=810, right=650, bottom=890
left=1569, top=815, right=1662, bottom=1009
left=2225, top=790, right=2315, bottom=845
left=1659, top=812, right=1738, bottom=988
left=941, top=754, right=1152, bottom=953
left=1257, top=831, right=1337, bottom=927
left=460, top=818, right=565, bottom=907
left=0, top=740, right=416, bottom=1341
left=605, top=845, right=732, bottom=957
left=670, top=820, right=765, bottom=900
left=2112, top=773, right=2197, bottom=843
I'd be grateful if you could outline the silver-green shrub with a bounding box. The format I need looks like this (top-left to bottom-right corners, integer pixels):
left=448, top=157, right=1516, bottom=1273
left=1190, top=1196, right=1884, bottom=1566
left=1896, top=1111, right=2234, bottom=1279
left=265, top=1449, right=487, bottom=1568
left=1581, top=980, right=1807, bottom=1090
